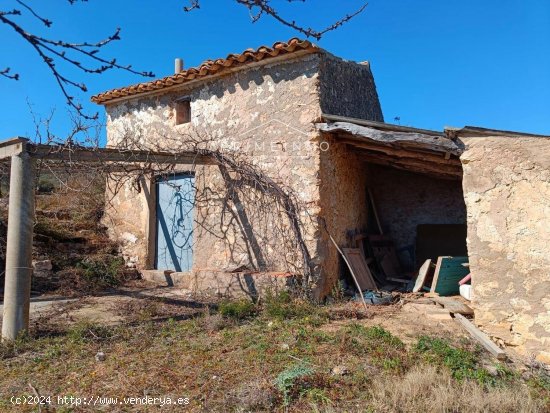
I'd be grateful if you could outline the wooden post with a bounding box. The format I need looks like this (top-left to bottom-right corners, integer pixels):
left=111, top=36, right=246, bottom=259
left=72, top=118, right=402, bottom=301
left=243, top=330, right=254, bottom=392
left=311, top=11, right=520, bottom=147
left=2, top=151, right=36, bottom=340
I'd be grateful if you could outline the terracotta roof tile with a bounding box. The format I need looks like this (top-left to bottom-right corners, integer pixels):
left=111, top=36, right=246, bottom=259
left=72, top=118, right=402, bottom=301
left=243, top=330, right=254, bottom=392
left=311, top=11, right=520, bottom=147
left=91, top=38, right=319, bottom=104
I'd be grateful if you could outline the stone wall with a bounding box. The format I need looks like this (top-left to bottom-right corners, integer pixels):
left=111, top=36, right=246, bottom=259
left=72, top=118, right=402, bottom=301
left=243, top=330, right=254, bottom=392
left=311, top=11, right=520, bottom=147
left=316, top=139, right=370, bottom=296
left=460, top=136, right=550, bottom=363
left=313, top=56, right=384, bottom=296
left=318, top=54, right=384, bottom=121
left=104, top=54, right=324, bottom=280
left=368, top=165, right=467, bottom=270
left=101, top=51, right=385, bottom=295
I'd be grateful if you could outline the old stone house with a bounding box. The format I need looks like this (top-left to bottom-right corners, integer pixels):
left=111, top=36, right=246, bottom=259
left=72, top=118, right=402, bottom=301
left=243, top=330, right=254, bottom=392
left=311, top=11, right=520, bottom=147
left=92, top=38, right=549, bottom=363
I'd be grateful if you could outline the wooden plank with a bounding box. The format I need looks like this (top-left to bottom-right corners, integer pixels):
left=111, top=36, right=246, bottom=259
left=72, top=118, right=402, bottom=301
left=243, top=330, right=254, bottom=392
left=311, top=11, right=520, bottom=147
left=342, top=248, right=378, bottom=291
left=317, top=121, right=462, bottom=155
left=430, top=257, right=444, bottom=293
left=432, top=296, right=473, bottom=315
left=327, top=235, right=369, bottom=312
left=454, top=314, right=506, bottom=360
left=431, top=256, right=469, bottom=296
left=413, top=259, right=432, bottom=293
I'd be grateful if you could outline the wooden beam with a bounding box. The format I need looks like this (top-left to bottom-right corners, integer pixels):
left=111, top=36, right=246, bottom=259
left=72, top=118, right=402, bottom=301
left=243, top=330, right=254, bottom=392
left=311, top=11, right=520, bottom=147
left=350, top=149, right=462, bottom=179
left=317, top=121, right=463, bottom=155
left=454, top=314, right=507, bottom=360
left=0, top=138, right=216, bottom=165
left=0, top=138, right=217, bottom=165
left=341, top=138, right=461, bottom=166
left=431, top=296, right=473, bottom=315
left=321, top=114, right=443, bottom=137
left=27, top=144, right=216, bottom=165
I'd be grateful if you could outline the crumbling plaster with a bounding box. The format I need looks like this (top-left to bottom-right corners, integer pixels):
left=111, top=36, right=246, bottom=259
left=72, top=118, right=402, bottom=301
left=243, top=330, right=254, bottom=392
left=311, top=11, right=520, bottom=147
left=460, top=136, right=550, bottom=363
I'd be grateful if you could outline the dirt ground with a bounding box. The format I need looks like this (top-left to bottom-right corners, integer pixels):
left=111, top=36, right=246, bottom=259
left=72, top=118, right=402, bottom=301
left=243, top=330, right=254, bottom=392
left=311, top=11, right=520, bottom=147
left=0, top=280, right=529, bottom=368
left=0, top=280, right=217, bottom=334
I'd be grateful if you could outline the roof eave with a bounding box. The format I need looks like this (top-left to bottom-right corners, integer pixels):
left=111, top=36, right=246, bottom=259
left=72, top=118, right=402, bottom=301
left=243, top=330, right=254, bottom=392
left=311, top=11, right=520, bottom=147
left=92, top=40, right=323, bottom=106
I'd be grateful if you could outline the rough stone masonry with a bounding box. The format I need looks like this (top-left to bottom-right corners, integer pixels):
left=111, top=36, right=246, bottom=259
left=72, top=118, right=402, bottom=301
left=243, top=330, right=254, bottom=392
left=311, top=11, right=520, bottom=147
left=99, top=49, right=383, bottom=297
left=460, top=135, right=550, bottom=364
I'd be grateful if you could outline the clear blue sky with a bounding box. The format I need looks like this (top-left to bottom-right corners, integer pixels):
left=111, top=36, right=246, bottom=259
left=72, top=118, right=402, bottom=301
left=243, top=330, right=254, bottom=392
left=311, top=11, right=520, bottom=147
left=2, top=0, right=549, bottom=142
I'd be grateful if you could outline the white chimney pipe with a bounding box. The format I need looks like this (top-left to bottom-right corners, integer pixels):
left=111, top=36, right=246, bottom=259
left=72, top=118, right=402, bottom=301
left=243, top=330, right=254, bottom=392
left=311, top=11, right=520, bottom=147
left=175, top=58, right=184, bottom=74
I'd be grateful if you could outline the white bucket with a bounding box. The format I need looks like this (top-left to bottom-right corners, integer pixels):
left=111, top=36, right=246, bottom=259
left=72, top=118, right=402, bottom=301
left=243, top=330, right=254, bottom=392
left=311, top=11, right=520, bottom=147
left=459, top=284, right=472, bottom=301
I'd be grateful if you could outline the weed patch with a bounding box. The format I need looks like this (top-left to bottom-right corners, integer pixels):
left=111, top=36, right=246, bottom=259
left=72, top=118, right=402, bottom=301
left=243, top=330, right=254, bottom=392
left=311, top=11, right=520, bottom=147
left=263, top=291, right=327, bottom=325
left=0, top=302, right=548, bottom=412
left=218, top=299, right=256, bottom=321
left=275, top=362, right=315, bottom=405
left=76, top=255, right=125, bottom=287
left=415, top=335, right=498, bottom=385
left=67, top=322, right=115, bottom=344
left=342, top=324, right=407, bottom=371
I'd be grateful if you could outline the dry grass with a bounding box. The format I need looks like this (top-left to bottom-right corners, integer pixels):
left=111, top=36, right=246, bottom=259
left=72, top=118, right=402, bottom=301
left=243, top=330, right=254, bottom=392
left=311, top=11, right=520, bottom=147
left=368, top=365, right=544, bottom=413
left=0, top=296, right=549, bottom=412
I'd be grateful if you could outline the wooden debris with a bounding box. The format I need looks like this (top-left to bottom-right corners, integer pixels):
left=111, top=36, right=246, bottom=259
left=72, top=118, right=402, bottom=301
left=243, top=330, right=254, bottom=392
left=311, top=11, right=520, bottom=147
left=353, top=233, right=384, bottom=284
left=403, top=303, right=452, bottom=321
left=326, top=235, right=369, bottom=312
left=368, top=234, right=402, bottom=280
left=413, top=259, right=432, bottom=292
left=454, top=314, right=506, bottom=360
left=342, top=248, right=378, bottom=291
left=431, top=296, right=473, bottom=315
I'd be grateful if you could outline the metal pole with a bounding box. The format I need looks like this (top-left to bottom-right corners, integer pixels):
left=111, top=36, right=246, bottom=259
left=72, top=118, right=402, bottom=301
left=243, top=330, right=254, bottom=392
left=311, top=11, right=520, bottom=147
left=2, top=151, right=35, bottom=340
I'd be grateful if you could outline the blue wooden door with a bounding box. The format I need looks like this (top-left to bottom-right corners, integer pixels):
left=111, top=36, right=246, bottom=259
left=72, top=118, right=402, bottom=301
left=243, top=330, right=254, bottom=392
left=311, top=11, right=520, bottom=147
left=155, top=174, right=195, bottom=271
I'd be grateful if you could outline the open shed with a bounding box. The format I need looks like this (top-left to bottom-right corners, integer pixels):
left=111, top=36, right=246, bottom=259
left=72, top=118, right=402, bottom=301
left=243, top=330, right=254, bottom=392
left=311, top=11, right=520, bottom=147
left=317, top=115, right=550, bottom=363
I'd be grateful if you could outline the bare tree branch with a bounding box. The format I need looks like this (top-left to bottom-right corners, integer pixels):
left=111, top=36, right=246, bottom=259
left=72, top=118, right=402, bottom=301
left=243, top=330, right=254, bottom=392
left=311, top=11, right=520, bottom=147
left=185, top=0, right=368, bottom=40
left=0, top=67, right=19, bottom=80
left=0, top=1, right=154, bottom=119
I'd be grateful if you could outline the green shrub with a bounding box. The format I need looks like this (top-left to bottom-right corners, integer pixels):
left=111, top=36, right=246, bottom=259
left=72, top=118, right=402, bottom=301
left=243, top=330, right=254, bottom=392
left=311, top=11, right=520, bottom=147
left=263, top=291, right=321, bottom=321
left=76, top=255, right=124, bottom=288
left=36, top=174, right=57, bottom=193
left=275, top=362, right=314, bottom=405
left=218, top=299, right=256, bottom=320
